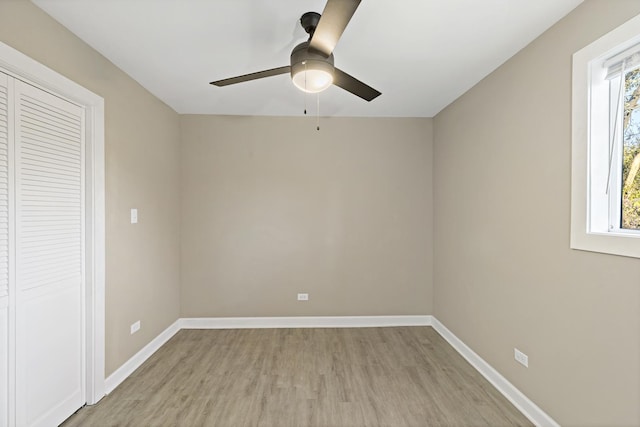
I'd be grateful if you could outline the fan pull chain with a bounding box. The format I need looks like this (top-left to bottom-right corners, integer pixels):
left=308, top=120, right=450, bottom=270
left=303, top=61, right=308, bottom=115
left=316, top=93, right=320, bottom=131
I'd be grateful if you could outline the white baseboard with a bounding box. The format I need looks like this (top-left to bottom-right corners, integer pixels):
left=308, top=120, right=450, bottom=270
left=430, top=318, right=560, bottom=427
left=180, top=315, right=433, bottom=329
left=104, top=319, right=181, bottom=394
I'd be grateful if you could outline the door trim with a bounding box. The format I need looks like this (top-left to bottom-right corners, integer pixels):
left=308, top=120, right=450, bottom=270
left=0, top=41, right=106, bottom=409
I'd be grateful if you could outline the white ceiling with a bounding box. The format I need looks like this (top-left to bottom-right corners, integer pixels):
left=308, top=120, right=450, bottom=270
left=32, top=0, right=583, bottom=117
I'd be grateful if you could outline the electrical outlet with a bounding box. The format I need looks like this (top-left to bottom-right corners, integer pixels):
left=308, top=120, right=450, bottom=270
left=514, top=348, right=528, bottom=367
left=131, top=208, right=138, bottom=224
left=297, top=293, right=309, bottom=301
left=130, top=320, right=141, bottom=334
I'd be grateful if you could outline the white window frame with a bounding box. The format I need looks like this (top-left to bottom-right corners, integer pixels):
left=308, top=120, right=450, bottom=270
left=572, top=13, right=640, bottom=258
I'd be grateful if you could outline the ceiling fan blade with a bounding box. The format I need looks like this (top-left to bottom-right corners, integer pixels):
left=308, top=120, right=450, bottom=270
left=309, top=0, right=361, bottom=57
left=210, top=66, right=291, bottom=87
left=333, top=68, right=381, bottom=101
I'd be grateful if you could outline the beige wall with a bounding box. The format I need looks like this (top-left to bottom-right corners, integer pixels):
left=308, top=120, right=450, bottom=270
left=0, top=0, right=182, bottom=375
left=433, top=1, right=640, bottom=425
left=180, top=115, right=433, bottom=317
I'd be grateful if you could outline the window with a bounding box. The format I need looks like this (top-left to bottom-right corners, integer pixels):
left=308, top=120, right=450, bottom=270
left=571, top=13, right=640, bottom=258
left=620, top=67, right=640, bottom=229
left=605, top=47, right=640, bottom=232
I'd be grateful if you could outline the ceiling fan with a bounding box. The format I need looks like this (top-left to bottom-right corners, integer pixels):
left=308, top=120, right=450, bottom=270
left=210, top=0, right=381, bottom=102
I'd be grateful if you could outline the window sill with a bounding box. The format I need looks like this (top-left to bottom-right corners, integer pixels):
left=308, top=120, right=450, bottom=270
left=571, top=228, right=640, bottom=258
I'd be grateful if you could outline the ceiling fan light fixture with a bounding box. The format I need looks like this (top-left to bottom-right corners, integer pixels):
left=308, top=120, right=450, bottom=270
left=292, top=67, right=334, bottom=93
left=290, top=42, right=335, bottom=94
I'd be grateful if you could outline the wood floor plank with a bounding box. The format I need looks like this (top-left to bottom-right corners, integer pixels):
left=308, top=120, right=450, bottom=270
left=62, top=327, right=533, bottom=427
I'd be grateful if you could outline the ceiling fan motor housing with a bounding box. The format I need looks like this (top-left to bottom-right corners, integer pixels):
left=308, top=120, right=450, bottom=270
left=290, top=41, right=335, bottom=80
left=300, top=12, right=321, bottom=37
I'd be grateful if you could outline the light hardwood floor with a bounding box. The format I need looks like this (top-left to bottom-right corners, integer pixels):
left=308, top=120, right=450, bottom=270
left=63, top=327, right=533, bottom=427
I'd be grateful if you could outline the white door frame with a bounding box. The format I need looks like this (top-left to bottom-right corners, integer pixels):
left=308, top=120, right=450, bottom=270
left=0, top=41, right=106, bottom=411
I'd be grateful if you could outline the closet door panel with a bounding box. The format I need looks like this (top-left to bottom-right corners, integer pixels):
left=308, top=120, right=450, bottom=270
left=0, top=72, right=10, bottom=427
left=0, top=303, right=7, bottom=427
left=14, top=80, right=85, bottom=427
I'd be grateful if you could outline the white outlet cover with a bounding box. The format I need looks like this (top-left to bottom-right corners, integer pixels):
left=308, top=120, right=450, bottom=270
left=297, top=293, right=309, bottom=301
left=130, top=208, right=138, bottom=224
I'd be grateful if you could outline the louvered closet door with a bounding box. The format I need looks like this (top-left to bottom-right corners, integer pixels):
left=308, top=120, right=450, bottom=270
left=14, top=79, right=85, bottom=427
left=0, top=73, right=10, bottom=427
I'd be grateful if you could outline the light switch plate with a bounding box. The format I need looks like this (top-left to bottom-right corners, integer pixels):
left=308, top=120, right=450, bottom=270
left=131, top=208, right=138, bottom=224
left=514, top=348, right=529, bottom=367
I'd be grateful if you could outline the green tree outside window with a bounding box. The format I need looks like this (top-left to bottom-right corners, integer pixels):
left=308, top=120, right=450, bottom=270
left=622, top=68, right=640, bottom=229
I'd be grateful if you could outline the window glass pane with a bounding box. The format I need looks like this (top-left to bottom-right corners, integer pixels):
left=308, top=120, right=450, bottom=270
left=622, top=68, right=640, bottom=229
